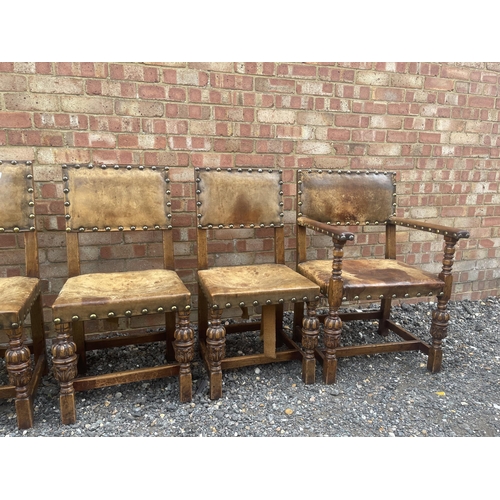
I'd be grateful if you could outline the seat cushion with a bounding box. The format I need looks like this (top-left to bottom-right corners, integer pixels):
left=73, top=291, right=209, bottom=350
left=298, top=258, right=444, bottom=301
left=197, top=263, right=320, bottom=309
left=52, top=269, right=190, bottom=322
left=0, top=276, right=40, bottom=329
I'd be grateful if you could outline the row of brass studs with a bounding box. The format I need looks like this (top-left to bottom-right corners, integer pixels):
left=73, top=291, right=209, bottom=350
left=62, top=163, right=168, bottom=171
left=53, top=304, right=191, bottom=324
left=298, top=168, right=396, bottom=177
left=195, top=167, right=284, bottom=229
left=298, top=221, right=354, bottom=241
left=212, top=295, right=321, bottom=309
left=397, top=221, right=464, bottom=238
left=0, top=161, right=36, bottom=232
left=339, top=291, right=444, bottom=301
left=62, top=164, right=172, bottom=232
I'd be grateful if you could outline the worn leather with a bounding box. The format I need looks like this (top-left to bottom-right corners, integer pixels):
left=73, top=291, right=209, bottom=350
left=0, top=277, right=40, bottom=329
left=52, top=269, right=190, bottom=322
left=298, top=170, right=395, bottom=224
left=298, top=259, right=444, bottom=300
left=0, top=163, right=34, bottom=230
left=197, top=169, right=282, bottom=227
left=198, top=263, right=320, bottom=308
left=65, top=166, right=170, bottom=230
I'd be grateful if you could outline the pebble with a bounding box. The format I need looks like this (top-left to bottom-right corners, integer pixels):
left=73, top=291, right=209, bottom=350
left=1, top=298, right=499, bottom=437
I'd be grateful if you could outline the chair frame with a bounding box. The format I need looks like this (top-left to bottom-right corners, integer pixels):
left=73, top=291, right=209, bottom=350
left=195, top=167, right=320, bottom=399
left=51, top=163, right=194, bottom=424
left=0, top=159, right=47, bottom=429
left=294, top=169, right=470, bottom=383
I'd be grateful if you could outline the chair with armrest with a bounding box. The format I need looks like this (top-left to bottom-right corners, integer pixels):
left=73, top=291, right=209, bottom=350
left=0, top=159, right=47, bottom=429
left=295, top=169, right=470, bottom=383
left=51, top=163, right=194, bottom=424
left=196, top=167, right=321, bottom=399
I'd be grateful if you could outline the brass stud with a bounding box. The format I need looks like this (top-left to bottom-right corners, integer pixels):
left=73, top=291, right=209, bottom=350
left=416, top=293, right=421, bottom=297
left=302, top=296, right=308, bottom=301
left=105, top=226, right=111, bottom=231
left=291, top=297, right=296, bottom=302
left=253, top=301, right=259, bottom=306
left=225, top=303, right=232, bottom=308
left=278, top=298, right=284, bottom=303
left=108, top=312, right=115, bottom=318
left=11, top=322, right=19, bottom=329
left=125, top=310, right=132, bottom=317
left=142, top=308, right=148, bottom=314
left=404, top=294, right=409, bottom=298
left=428, top=292, right=433, bottom=296
left=185, top=305, right=191, bottom=311
left=157, top=307, right=164, bottom=313
left=266, top=300, right=272, bottom=305
left=54, top=318, right=61, bottom=325
left=392, top=294, right=397, bottom=298
left=171, top=306, right=178, bottom=312
left=379, top=295, right=384, bottom=299
left=89, top=314, right=97, bottom=320
left=354, top=295, right=359, bottom=300
left=239, top=302, right=245, bottom=307
left=366, top=295, right=372, bottom=300
left=72, top=315, right=79, bottom=322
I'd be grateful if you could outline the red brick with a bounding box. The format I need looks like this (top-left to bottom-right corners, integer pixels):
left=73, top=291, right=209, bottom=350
left=0, top=112, right=32, bottom=128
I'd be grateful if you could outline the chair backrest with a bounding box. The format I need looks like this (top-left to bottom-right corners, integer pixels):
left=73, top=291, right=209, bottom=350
left=61, top=163, right=174, bottom=275
left=297, top=169, right=396, bottom=225
left=195, top=167, right=285, bottom=267
left=0, top=160, right=38, bottom=277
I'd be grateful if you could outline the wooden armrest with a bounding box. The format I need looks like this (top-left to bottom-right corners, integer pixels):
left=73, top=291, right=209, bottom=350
left=390, top=217, right=470, bottom=239
left=297, top=216, right=354, bottom=242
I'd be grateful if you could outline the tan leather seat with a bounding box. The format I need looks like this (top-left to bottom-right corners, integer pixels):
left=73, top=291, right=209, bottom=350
left=0, top=160, right=47, bottom=430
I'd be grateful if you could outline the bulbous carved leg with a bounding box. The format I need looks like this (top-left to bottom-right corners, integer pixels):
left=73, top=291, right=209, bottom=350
left=173, top=309, right=195, bottom=403
left=323, top=309, right=342, bottom=384
left=301, top=300, right=319, bottom=384
left=6, top=325, right=34, bottom=429
left=428, top=296, right=450, bottom=373
left=206, top=308, right=226, bottom=400
left=52, top=322, right=78, bottom=424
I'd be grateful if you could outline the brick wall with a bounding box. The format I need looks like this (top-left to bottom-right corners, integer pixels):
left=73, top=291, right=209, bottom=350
left=1, top=62, right=499, bottom=336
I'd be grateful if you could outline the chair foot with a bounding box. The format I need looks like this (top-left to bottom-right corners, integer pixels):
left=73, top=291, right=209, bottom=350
left=427, top=347, right=442, bottom=373
left=209, top=371, right=223, bottom=400
left=179, top=369, right=192, bottom=402
left=323, top=357, right=337, bottom=384
left=60, top=392, right=77, bottom=425
left=302, top=357, right=315, bottom=384
left=15, top=396, right=34, bottom=429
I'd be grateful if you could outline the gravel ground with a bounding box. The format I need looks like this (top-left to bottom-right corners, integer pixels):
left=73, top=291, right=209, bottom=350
left=1, top=297, right=499, bottom=439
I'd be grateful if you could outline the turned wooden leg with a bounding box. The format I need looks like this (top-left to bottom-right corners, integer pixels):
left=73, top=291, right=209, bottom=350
left=428, top=295, right=450, bottom=373
left=174, top=308, right=195, bottom=403
left=52, top=322, right=78, bottom=425
left=323, top=308, right=342, bottom=384
left=206, top=307, right=225, bottom=400
left=301, top=300, right=319, bottom=384
left=5, top=325, right=34, bottom=429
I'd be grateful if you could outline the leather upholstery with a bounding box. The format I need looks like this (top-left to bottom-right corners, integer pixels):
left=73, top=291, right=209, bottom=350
left=64, top=165, right=171, bottom=231
left=0, top=276, right=40, bottom=329
left=298, top=259, right=444, bottom=300
left=196, top=168, right=283, bottom=228
left=298, top=170, right=395, bottom=224
left=52, top=269, right=190, bottom=322
left=0, top=162, right=35, bottom=231
left=198, top=263, right=320, bottom=309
